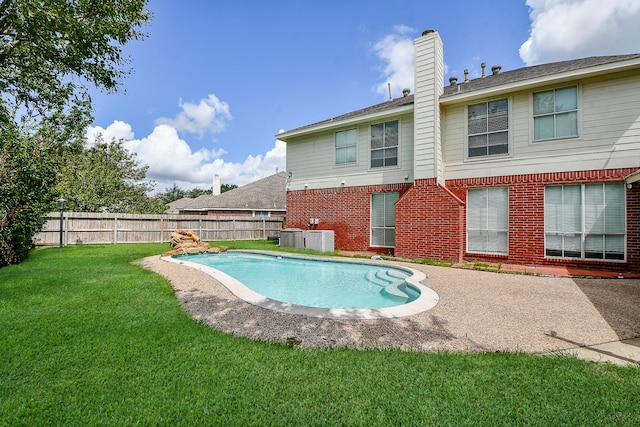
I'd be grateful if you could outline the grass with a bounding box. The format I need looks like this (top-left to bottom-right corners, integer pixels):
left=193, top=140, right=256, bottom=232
left=1, top=242, right=639, bottom=426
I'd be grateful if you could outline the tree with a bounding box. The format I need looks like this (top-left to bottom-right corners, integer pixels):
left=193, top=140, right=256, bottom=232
left=155, top=183, right=239, bottom=205
left=58, top=136, right=165, bottom=213
left=0, top=0, right=151, bottom=266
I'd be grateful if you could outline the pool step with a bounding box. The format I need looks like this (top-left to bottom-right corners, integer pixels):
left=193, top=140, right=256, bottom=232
left=381, top=282, right=419, bottom=300
left=365, top=269, right=408, bottom=287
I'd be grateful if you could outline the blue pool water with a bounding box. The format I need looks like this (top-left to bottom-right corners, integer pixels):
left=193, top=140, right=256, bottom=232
left=182, top=251, right=420, bottom=309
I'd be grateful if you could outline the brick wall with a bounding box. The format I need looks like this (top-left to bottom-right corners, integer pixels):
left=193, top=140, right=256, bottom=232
left=627, top=182, right=640, bottom=272
left=446, top=168, right=637, bottom=271
left=395, top=179, right=464, bottom=261
left=285, top=168, right=639, bottom=272
left=286, top=183, right=411, bottom=252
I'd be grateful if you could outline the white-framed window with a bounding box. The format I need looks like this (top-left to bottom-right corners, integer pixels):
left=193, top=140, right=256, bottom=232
left=371, top=120, right=398, bottom=168
left=371, top=192, right=398, bottom=247
left=335, top=128, right=357, bottom=165
left=467, top=98, right=509, bottom=157
left=467, top=187, right=509, bottom=254
left=545, top=183, right=625, bottom=260
left=533, top=86, right=578, bottom=140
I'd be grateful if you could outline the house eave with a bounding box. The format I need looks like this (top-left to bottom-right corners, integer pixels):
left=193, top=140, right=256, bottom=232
left=626, top=169, right=640, bottom=184
left=277, top=103, right=414, bottom=141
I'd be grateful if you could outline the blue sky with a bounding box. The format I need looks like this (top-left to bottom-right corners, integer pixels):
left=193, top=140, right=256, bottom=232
left=86, top=0, right=640, bottom=192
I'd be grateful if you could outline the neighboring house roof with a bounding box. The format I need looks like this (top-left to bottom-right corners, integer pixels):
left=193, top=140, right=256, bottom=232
left=180, top=172, right=287, bottom=212
left=166, top=197, right=194, bottom=214
left=278, top=54, right=640, bottom=140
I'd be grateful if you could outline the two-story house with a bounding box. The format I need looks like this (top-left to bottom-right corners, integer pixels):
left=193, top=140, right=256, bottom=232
left=277, top=30, right=640, bottom=272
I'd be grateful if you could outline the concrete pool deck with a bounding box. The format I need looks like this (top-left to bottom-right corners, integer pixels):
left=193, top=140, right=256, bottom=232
left=140, top=255, right=640, bottom=366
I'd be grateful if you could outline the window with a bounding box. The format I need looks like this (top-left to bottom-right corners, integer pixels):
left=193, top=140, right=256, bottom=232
left=371, top=192, right=398, bottom=247
left=371, top=120, right=398, bottom=168
left=533, top=86, right=578, bottom=140
left=467, top=187, right=509, bottom=254
left=335, top=128, right=357, bottom=165
left=253, top=211, right=270, bottom=217
left=545, top=183, right=625, bottom=260
left=468, top=99, right=509, bottom=157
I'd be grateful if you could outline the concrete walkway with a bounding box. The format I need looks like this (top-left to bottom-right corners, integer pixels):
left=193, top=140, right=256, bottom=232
left=144, top=254, right=640, bottom=367
left=550, top=338, right=640, bottom=367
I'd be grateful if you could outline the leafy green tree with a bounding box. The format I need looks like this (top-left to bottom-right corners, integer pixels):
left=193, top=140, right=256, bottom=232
left=0, top=0, right=151, bottom=266
left=58, top=136, right=165, bottom=213
left=156, top=183, right=239, bottom=205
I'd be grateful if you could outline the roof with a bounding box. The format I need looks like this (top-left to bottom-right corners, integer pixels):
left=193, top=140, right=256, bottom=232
left=277, top=95, right=414, bottom=139
left=180, top=172, right=287, bottom=212
left=442, top=54, right=640, bottom=98
left=166, top=197, right=194, bottom=213
left=278, top=54, right=640, bottom=138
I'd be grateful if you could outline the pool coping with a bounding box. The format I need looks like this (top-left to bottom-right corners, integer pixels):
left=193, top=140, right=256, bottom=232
left=160, top=250, right=440, bottom=319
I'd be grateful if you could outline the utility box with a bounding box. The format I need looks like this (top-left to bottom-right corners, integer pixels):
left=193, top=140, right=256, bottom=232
left=279, top=228, right=304, bottom=248
left=305, top=230, right=335, bottom=252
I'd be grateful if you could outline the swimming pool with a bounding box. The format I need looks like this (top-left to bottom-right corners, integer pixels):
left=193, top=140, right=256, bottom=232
left=163, top=251, right=439, bottom=319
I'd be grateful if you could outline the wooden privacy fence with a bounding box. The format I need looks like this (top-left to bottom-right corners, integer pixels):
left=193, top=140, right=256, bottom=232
left=35, top=212, right=285, bottom=246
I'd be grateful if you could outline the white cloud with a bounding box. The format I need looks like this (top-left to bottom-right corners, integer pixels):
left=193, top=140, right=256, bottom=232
left=85, top=118, right=286, bottom=193
left=372, top=25, right=416, bottom=99
left=520, top=0, right=640, bottom=65
left=85, top=120, right=134, bottom=145
left=155, top=94, right=232, bottom=137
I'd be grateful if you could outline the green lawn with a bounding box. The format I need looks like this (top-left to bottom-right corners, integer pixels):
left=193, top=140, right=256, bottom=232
left=1, top=243, right=638, bottom=426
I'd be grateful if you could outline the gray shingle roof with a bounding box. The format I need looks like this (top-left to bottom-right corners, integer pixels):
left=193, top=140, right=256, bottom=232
left=277, top=95, right=414, bottom=138
left=442, top=54, right=640, bottom=98
left=181, top=172, right=287, bottom=212
left=278, top=54, right=640, bottom=137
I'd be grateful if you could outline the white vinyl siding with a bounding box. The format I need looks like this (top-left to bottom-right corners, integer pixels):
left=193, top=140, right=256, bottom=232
left=467, top=187, right=509, bottom=254
left=467, top=99, right=509, bottom=157
left=545, top=183, right=625, bottom=260
left=335, top=128, right=357, bottom=165
left=371, top=192, right=398, bottom=247
left=533, top=86, right=578, bottom=140
left=371, top=120, right=399, bottom=168
left=442, top=75, right=640, bottom=181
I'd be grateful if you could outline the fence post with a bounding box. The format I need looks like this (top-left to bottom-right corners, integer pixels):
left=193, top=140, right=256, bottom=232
left=113, top=216, right=118, bottom=244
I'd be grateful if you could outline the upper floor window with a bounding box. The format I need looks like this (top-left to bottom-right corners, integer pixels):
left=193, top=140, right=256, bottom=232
left=335, top=128, right=357, bottom=165
left=371, top=120, right=398, bottom=168
left=533, top=86, right=578, bottom=140
left=468, top=99, right=509, bottom=157
left=253, top=211, right=270, bottom=217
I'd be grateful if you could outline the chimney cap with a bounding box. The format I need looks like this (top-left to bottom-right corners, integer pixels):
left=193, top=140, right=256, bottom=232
left=421, top=29, right=435, bottom=36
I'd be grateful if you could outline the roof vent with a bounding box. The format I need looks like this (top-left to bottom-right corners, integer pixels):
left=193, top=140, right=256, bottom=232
left=464, top=69, right=469, bottom=83
left=491, top=65, right=502, bottom=75
left=481, top=62, right=486, bottom=78
left=449, top=76, right=458, bottom=86
left=402, top=88, right=411, bottom=97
